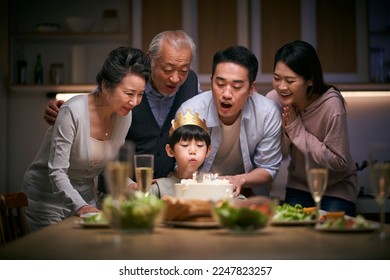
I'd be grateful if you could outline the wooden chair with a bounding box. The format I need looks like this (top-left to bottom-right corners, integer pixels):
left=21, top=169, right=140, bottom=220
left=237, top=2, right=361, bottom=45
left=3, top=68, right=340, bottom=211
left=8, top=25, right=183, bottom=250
left=0, top=192, right=29, bottom=245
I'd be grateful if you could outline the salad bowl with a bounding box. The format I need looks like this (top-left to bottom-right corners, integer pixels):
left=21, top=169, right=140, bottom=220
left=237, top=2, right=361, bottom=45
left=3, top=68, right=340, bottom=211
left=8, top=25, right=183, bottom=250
left=103, top=191, right=165, bottom=233
left=213, top=196, right=276, bottom=234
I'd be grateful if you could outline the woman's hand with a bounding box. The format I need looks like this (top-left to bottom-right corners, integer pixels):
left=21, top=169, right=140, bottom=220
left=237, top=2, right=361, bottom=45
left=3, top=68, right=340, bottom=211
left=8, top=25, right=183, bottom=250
left=76, top=205, right=100, bottom=216
left=282, top=105, right=298, bottom=127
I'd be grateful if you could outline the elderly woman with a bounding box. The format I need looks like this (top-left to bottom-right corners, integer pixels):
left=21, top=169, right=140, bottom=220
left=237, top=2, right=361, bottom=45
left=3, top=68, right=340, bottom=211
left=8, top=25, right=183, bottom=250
left=21, top=47, right=151, bottom=231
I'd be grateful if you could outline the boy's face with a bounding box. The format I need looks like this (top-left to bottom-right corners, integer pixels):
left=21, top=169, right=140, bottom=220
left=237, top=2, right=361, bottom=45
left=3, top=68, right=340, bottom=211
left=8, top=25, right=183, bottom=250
left=166, top=138, right=211, bottom=174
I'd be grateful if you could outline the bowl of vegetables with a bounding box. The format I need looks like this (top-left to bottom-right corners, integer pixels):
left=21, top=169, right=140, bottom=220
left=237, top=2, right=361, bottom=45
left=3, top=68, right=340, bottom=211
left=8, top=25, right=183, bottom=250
left=213, top=196, right=276, bottom=234
left=102, top=191, right=165, bottom=233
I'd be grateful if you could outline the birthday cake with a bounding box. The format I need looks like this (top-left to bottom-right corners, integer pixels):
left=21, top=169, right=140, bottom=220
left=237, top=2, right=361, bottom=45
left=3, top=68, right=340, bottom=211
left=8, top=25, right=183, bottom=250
left=174, top=174, right=233, bottom=201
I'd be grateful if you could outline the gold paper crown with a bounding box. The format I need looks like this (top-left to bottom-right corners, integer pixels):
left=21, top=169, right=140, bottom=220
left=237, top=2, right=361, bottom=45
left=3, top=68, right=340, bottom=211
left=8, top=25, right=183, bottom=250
left=169, top=109, right=208, bottom=136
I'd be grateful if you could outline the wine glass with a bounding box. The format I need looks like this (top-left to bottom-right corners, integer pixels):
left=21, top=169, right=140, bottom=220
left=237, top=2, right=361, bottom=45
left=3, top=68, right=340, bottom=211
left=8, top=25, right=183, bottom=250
left=103, top=141, right=135, bottom=241
left=368, top=142, right=390, bottom=240
left=305, top=145, right=328, bottom=221
left=134, top=154, right=154, bottom=194
left=104, top=141, right=135, bottom=200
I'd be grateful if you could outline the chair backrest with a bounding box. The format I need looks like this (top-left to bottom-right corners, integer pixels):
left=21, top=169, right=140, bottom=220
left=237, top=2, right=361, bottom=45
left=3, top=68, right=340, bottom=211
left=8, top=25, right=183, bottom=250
left=0, top=192, right=29, bottom=245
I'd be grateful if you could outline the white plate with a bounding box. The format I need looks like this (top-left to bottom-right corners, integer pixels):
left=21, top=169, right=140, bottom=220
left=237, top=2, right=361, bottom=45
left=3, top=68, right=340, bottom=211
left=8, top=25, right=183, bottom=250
left=79, top=212, right=101, bottom=218
left=76, top=213, right=109, bottom=228
left=74, top=219, right=110, bottom=228
left=315, top=222, right=380, bottom=233
left=271, top=219, right=317, bottom=226
left=163, top=221, right=221, bottom=228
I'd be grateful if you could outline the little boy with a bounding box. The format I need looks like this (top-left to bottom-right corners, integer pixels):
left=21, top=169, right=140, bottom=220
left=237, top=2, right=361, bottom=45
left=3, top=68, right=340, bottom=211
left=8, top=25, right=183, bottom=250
left=149, top=110, right=211, bottom=198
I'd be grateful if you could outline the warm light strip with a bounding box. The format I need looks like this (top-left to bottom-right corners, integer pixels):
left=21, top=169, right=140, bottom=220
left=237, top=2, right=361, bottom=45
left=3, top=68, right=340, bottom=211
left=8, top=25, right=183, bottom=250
left=55, top=91, right=390, bottom=101
left=341, top=91, right=390, bottom=97
left=55, top=93, right=88, bottom=101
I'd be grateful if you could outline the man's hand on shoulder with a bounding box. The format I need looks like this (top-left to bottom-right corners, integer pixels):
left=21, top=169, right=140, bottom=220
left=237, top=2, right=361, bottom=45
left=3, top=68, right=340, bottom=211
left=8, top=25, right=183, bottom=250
left=44, top=99, right=64, bottom=125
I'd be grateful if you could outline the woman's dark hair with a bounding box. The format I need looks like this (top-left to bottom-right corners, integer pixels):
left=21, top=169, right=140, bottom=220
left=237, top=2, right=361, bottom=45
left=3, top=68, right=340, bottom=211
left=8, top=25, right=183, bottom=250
left=273, top=40, right=333, bottom=96
left=212, top=45, right=258, bottom=85
left=168, top=125, right=211, bottom=149
left=96, top=46, right=151, bottom=91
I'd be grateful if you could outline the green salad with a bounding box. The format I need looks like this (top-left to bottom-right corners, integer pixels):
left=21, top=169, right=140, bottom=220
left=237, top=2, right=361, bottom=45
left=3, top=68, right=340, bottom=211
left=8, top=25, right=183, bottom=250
left=213, top=198, right=272, bottom=232
left=320, top=214, right=370, bottom=229
left=103, top=191, right=165, bottom=230
left=272, top=203, right=315, bottom=222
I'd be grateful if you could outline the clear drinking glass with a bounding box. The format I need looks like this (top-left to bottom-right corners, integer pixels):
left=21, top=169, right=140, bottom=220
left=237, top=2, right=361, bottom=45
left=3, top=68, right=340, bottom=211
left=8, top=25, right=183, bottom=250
left=305, top=143, right=328, bottom=221
left=368, top=142, right=390, bottom=240
left=134, top=154, right=154, bottom=193
left=103, top=141, right=135, bottom=241
left=104, top=141, right=135, bottom=200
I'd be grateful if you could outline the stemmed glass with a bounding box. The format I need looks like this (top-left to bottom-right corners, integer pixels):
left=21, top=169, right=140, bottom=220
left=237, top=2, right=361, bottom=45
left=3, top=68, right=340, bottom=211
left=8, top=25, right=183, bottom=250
left=104, top=141, right=135, bottom=200
left=305, top=143, right=328, bottom=221
left=368, top=142, right=390, bottom=240
left=134, top=154, right=154, bottom=194
left=103, top=141, right=135, bottom=241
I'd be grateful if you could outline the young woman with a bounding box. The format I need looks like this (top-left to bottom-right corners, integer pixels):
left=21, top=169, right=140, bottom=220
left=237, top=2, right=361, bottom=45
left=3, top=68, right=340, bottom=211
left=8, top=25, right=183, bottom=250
left=266, top=40, right=358, bottom=216
left=21, top=47, right=151, bottom=231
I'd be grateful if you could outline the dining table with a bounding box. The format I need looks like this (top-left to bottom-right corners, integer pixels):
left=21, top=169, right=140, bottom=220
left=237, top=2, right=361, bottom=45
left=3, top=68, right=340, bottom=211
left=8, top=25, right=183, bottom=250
left=0, top=216, right=389, bottom=260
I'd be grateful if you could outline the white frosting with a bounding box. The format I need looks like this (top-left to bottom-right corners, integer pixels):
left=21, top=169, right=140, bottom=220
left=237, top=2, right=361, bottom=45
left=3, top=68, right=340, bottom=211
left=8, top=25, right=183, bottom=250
left=182, top=172, right=230, bottom=185
left=175, top=175, right=233, bottom=201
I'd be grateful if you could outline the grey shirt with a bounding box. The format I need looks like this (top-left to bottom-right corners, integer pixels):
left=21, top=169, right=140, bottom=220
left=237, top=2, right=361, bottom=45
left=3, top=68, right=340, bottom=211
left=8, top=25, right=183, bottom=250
left=22, top=94, right=131, bottom=227
left=149, top=175, right=180, bottom=198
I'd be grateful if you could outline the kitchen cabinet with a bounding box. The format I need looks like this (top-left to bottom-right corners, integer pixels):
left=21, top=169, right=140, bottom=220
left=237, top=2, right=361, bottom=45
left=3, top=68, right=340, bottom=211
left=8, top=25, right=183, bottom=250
left=129, top=0, right=371, bottom=85
left=252, top=0, right=369, bottom=83
left=257, top=0, right=301, bottom=75
left=368, top=0, right=390, bottom=82
left=8, top=0, right=130, bottom=93
left=7, top=0, right=382, bottom=92
left=197, top=0, right=239, bottom=74
left=316, top=0, right=357, bottom=73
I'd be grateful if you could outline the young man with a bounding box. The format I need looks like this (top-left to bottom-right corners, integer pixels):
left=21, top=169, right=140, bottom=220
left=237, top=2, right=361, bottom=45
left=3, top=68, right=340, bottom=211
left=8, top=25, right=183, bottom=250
left=176, top=45, right=282, bottom=197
